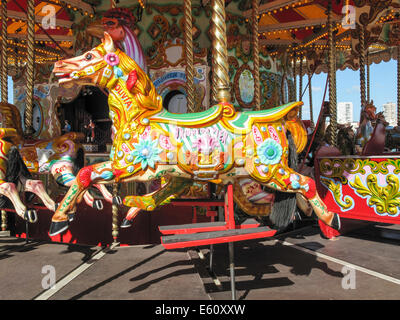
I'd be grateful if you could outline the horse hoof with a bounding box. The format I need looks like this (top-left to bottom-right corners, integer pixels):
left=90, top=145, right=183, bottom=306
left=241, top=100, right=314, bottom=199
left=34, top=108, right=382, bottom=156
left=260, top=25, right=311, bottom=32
left=120, top=219, right=132, bottom=228
left=331, top=213, right=341, bottom=230
left=68, top=214, right=75, bottom=222
left=94, top=200, right=103, bottom=210
left=112, top=196, right=122, bottom=206
left=49, top=221, right=69, bottom=237
left=24, top=209, right=38, bottom=223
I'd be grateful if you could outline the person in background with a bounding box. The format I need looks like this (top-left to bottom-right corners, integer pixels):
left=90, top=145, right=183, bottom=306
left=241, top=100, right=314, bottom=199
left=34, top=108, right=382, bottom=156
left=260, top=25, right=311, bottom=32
left=64, top=120, right=71, bottom=133
left=84, top=119, right=95, bottom=143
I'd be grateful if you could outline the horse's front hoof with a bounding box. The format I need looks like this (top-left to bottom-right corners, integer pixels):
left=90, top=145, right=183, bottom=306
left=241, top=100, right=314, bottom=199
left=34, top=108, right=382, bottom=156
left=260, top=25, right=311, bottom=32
left=49, top=221, right=69, bottom=236
left=330, top=213, right=341, bottom=230
left=120, top=219, right=132, bottom=228
left=24, top=209, right=38, bottom=223
left=112, top=196, right=122, bottom=206
left=94, top=199, right=103, bottom=210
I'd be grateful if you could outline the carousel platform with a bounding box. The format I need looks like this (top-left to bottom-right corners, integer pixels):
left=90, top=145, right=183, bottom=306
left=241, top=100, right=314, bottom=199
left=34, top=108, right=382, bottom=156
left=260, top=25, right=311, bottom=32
left=0, top=221, right=399, bottom=301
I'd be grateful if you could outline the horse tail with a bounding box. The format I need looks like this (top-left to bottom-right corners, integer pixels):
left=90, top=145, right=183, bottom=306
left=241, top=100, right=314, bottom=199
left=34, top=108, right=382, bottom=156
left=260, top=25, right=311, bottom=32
left=73, top=147, right=85, bottom=176
left=4, top=146, right=35, bottom=203
left=267, top=130, right=297, bottom=230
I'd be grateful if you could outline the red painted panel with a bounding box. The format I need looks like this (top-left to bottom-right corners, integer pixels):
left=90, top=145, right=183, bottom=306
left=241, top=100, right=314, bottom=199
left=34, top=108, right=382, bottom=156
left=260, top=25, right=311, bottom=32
left=13, top=202, right=210, bottom=246
left=315, top=156, right=400, bottom=226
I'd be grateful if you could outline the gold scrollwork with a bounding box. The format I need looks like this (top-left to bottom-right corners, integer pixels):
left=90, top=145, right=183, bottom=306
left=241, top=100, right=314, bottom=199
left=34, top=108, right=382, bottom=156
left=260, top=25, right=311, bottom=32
left=321, top=177, right=354, bottom=210
left=319, top=158, right=400, bottom=184
left=349, top=174, right=400, bottom=216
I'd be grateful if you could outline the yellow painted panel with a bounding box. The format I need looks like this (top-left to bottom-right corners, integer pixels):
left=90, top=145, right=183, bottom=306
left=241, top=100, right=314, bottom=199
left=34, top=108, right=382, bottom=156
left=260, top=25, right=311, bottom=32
left=294, top=5, right=326, bottom=19
left=35, top=3, right=63, bottom=16
left=259, top=14, right=279, bottom=26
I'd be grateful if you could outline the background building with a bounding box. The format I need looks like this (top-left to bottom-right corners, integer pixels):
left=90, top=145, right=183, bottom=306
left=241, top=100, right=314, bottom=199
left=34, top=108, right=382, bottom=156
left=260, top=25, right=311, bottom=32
left=337, top=102, right=353, bottom=124
left=382, top=102, right=397, bottom=126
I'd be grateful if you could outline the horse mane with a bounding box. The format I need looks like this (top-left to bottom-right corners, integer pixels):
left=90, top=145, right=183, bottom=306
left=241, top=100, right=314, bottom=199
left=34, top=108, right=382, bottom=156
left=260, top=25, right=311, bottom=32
left=0, top=102, right=24, bottom=137
left=121, top=26, right=147, bottom=73
left=97, top=44, right=162, bottom=114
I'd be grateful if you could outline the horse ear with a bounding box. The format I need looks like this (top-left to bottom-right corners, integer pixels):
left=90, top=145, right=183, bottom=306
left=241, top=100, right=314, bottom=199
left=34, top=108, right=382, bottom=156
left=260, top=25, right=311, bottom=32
left=103, top=32, right=115, bottom=53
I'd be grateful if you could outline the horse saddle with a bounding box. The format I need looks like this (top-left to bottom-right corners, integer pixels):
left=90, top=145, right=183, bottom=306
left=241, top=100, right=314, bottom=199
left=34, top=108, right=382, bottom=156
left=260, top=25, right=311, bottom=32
left=150, top=101, right=303, bottom=133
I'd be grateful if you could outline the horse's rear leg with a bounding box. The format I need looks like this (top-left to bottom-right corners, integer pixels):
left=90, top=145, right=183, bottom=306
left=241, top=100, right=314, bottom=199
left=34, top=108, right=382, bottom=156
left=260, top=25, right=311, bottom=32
left=50, top=161, right=115, bottom=236
left=121, top=177, right=193, bottom=228
left=123, top=177, right=193, bottom=211
left=53, top=167, right=103, bottom=210
left=23, top=179, right=56, bottom=211
left=260, top=167, right=340, bottom=230
left=0, top=181, right=37, bottom=222
left=93, top=184, right=114, bottom=204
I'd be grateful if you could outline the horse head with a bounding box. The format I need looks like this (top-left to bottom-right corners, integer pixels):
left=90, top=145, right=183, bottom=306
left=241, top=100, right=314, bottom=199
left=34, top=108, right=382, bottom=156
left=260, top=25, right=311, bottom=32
left=361, top=100, right=377, bottom=122
left=54, top=32, right=162, bottom=126
left=375, top=111, right=389, bottom=127
left=53, top=32, right=119, bottom=89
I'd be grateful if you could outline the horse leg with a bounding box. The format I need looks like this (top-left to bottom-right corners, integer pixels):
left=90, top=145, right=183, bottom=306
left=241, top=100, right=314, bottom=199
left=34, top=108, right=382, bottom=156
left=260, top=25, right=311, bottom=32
left=52, top=164, right=103, bottom=210
left=121, top=177, right=193, bottom=228
left=50, top=161, right=115, bottom=236
left=121, top=207, right=141, bottom=228
left=93, top=184, right=114, bottom=204
left=123, top=176, right=193, bottom=211
left=22, top=179, right=56, bottom=211
left=259, top=166, right=340, bottom=230
left=0, top=181, right=37, bottom=222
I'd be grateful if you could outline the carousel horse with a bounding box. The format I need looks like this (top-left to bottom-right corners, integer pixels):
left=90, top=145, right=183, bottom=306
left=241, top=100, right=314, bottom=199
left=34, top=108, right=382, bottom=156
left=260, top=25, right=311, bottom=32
left=122, top=131, right=302, bottom=229
left=361, top=111, right=389, bottom=156
left=0, top=102, right=114, bottom=215
left=355, top=100, right=377, bottom=154
left=0, top=128, right=53, bottom=222
left=49, top=32, right=341, bottom=236
left=336, top=124, right=355, bottom=155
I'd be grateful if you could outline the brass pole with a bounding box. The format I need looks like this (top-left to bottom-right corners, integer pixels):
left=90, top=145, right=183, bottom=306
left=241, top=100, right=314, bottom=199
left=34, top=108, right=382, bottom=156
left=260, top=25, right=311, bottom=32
left=252, top=0, right=260, bottom=110
left=293, top=54, right=297, bottom=101
left=1, top=210, right=6, bottom=231
left=398, top=46, right=400, bottom=126
left=298, top=54, right=303, bottom=119
left=367, top=52, right=370, bottom=103
left=112, top=183, right=119, bottom=244
left=25, top=0, right=35, bottom=136
left=211, top=0, right=231, bottom=103
left=327, top=1, right=337, bottom=146
left=1, top=0, right=8, bottom=103
left=308, top=68, right=314, bottom=128
left=359, top=24, right=366, bottom=108
left=184, top=0, right=195, bottom=113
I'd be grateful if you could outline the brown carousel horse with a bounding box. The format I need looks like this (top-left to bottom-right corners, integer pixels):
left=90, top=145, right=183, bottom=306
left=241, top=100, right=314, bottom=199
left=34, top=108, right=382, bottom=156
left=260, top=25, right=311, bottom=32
left=48, top=32, right=341, bottom=236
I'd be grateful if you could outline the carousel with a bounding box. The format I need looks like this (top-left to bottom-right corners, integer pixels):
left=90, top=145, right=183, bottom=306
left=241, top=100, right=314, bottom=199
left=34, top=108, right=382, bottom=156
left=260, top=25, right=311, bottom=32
left=0, top=0, right=399, bottom=300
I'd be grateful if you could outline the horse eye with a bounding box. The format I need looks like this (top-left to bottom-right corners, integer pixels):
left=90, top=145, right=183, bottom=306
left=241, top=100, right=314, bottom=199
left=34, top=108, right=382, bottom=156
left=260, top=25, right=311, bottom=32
left=85, top=53, right=93, bottom=60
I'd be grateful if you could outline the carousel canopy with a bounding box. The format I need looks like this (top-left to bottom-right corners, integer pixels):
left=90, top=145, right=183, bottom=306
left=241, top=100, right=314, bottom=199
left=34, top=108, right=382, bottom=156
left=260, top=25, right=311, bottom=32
left=1, top=0, right=400, bottom=72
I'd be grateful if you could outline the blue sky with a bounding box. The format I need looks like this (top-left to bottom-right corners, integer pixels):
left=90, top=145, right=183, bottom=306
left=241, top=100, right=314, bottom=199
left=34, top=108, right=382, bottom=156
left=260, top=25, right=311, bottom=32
left=0, top=76, right=14, bottom=104
left=299, top=59, right=397, bottom=122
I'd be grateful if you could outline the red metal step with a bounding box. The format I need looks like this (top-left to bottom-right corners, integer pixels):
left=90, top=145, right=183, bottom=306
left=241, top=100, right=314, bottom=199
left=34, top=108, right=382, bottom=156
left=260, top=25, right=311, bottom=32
left=161, top=226, right=277, bottom=249
left=158, top=218, right=260, bottom=235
